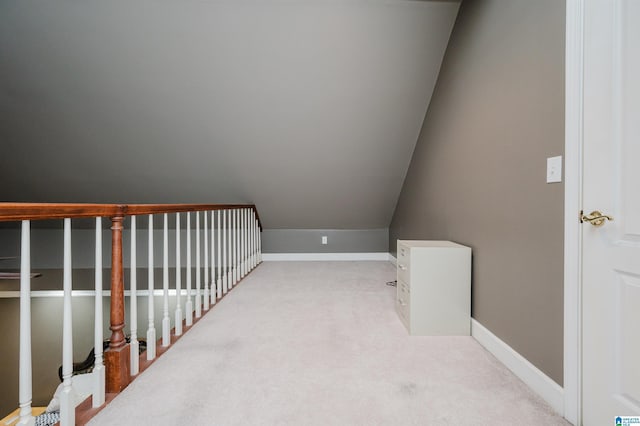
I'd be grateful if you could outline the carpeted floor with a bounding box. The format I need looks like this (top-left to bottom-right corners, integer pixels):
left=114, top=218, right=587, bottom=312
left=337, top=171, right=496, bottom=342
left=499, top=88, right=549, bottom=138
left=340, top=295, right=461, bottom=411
left=88, top=261, right=569, bottom=426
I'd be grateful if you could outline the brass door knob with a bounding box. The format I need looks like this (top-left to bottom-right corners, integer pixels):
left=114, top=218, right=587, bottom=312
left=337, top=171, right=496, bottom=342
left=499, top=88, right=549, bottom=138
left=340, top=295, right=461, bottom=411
left=580, top=210, right=614, bottom=227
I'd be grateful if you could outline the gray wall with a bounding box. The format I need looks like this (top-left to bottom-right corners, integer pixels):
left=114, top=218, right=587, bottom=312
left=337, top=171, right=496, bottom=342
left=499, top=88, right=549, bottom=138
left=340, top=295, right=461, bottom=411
left=262, top=229, right=388, bottom=253
left=389, top=0, right=565, bottom=384
left=0, top=0, right=459, bottom=230
left=0, top=226, right=386, bottom=268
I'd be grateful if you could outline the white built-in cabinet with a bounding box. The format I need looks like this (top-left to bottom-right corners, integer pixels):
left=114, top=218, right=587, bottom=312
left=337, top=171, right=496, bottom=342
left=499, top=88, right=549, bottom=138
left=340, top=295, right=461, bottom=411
left=396, top=240, right=471, bottom=336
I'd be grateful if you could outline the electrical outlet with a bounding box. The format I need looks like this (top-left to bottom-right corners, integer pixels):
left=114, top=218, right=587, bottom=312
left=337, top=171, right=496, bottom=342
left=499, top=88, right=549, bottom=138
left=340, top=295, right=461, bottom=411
left=322, top=236, right=328, bottom=245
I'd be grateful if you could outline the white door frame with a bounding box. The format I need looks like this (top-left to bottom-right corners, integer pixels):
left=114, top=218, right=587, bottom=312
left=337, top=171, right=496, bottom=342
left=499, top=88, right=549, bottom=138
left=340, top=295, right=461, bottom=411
left=564, top=0, right=584, bottom=424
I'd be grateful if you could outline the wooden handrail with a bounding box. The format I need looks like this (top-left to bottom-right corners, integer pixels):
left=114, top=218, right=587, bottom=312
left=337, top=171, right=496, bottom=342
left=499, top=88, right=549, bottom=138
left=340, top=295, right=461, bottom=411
left=0, top=203, right=123, bottom=222
left=0, top=203, right=263, bottom=229
left=125, top=204, right=263, bottom=229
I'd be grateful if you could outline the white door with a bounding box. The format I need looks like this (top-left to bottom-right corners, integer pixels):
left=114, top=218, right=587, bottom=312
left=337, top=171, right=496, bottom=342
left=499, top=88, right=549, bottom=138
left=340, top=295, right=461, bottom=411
left=582, top=0, right=640, bottom=424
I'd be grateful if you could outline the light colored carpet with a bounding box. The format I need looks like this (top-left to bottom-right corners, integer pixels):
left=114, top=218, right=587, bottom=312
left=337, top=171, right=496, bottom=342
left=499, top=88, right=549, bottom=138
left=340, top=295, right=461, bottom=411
left=88, top=261, right=569, bottom=426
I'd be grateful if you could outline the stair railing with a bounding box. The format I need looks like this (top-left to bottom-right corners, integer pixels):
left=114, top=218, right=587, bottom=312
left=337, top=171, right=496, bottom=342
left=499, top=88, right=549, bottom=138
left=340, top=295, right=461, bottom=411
left=0, top=203, right=262, bottom=426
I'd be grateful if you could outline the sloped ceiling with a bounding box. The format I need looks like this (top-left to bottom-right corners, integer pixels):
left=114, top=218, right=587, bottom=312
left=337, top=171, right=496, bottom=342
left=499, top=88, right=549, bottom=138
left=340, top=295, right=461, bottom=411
left=0, top=0, right=459, bottom=229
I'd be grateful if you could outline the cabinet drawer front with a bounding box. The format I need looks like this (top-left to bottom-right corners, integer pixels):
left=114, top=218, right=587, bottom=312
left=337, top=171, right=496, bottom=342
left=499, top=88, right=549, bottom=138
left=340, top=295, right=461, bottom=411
left=397, top=278, right=410, bottom=318
left=399, top=279, right=410, bottom=294
left=396, top=291, right=410, bottom=325
left=397, top=260, right=409, bottom=283
left=397, top=243, right=410, bottom=267
left=397, top=304, right=409, bottom=327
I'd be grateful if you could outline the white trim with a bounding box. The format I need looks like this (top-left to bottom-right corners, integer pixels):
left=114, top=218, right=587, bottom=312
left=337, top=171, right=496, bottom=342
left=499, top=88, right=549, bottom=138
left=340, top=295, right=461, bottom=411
left=388, top=253, right=397, bottom=266
left=261, top=252, right=390, bottom=261
left=471, top=319, right=565, bottom=416
left=564, top=0, right=584, bottom=424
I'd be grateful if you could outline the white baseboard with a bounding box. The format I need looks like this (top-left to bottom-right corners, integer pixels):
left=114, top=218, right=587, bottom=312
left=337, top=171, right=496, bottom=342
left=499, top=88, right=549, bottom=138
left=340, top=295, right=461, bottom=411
left=471, top=319, right=564, bottom=416
left=388, top=253, right=397, bottom=266
left=262, top=252, right=390, bottom=261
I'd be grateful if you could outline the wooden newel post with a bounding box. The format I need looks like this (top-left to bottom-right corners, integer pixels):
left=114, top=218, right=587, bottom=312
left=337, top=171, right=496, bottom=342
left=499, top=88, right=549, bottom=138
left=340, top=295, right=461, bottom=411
left=105, top=211, right=130, bottom=393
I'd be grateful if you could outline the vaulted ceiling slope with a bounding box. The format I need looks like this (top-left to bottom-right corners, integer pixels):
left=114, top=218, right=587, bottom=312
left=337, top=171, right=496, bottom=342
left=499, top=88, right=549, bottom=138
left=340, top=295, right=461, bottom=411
left=0, top=0, right=459, bottom=229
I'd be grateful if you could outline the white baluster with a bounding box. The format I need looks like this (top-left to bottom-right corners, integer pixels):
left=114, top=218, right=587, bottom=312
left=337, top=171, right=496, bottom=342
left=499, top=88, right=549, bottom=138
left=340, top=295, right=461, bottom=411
left=129, top=216, right=139, bottom=376
left=251, top=211, right=254, bottom=268
left=203, top=211, right=209, bottom=310
left=227, top=209, right=232, bottom=290
left=162, top=214, right=171, bottom=347
left=258, top=216, right=262, bottom=263
left=211, top=211, right=217, bottom=305
left=246, top=209, right=250, bottom=274
left=243, top=208, right=247, bottom=277
left=222, top=209, right=227, bottom=294
left=217, top=210, right=222, bottom=299
left=230, top=209, right=234, bottom=286
left=175, top=213, right=183, bottom=336
left=236, top=209, right=240, bottom=282
left=60, top=218, right=74, bottom=426
left=185, top=212, right=193, bottom=326
left=253, top=211, right=257, bottom=268
left=248, top=211, right=253, bottom=270
left=232, top=209, right=238, bottom=286
left=195, top=212, right=202, bottom=318
left=248, top=209, right=251, bottom=271
left=249, top=210, right=256, bottom=270
left=228, top=209, right=232, bottom=289
left=254, top=214, right=259, bottom=267
left=234, top=209, right=240, bottom=284
left=18, top=220, right=34, bottom=426
left=247, top=209, right=250, bottom=273
left=229, top=209, right=234, bottom=288
left=238, top=209, right=242, bottom=278
left=240, top=209, right=245, bottom=278
left=147, top=215, right=156, bottom=360
left=254, top=213, right=260, bottom=266
left=93, top=218, right=105, bottom=404
left=229, top=209, right=233, bottom=287
left=240, top=209, right=244, bottom=277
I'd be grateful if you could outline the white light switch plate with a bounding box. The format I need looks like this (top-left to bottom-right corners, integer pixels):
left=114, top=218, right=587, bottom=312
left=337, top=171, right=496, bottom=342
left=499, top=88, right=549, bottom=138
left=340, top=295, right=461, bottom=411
left=547, top=156, right=562, bottom=183
left=322, top=236, right=328, bottom=245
